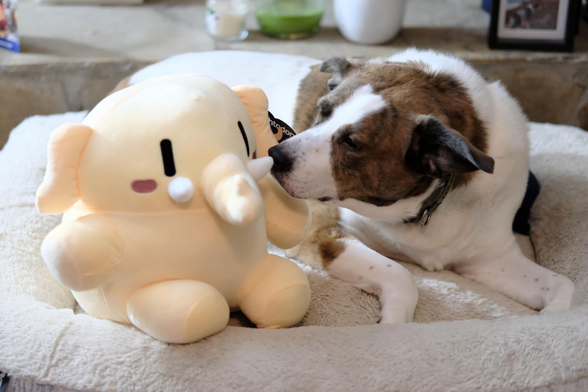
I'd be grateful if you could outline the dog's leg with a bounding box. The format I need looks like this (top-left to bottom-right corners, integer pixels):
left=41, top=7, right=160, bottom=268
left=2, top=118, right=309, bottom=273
left=324, top=237, right=418, bottom=323
left=455, top=241, right=575, bottom=313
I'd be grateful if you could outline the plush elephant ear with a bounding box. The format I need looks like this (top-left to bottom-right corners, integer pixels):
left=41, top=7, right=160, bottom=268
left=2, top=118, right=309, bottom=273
left=232, top=85, right=277, bottom=158
left=36, top=123, right=93, bottom=215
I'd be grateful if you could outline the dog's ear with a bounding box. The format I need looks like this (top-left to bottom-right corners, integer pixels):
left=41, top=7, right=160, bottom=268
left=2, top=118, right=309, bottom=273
left=405, top=115, right=494, bottom=178
left=319, top=57, right=365, bottom=91
left=320, top=57, right=351, bottom=75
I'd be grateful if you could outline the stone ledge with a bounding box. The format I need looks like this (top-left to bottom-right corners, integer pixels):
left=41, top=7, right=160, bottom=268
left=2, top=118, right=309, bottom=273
left=2, top=40, right=587, bottom=148
left=3, top=26, right=587, bottom=66
left=0, top=59, right=147, bottom=148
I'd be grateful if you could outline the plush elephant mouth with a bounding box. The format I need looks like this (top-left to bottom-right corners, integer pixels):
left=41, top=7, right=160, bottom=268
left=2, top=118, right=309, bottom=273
left=131, top=179, right=158, bottom=193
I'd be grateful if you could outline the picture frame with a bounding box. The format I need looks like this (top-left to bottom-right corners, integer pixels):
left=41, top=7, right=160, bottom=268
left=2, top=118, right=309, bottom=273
left=488, top=0, right=582, bottom=52
left=0, top=0, right=18, bottom=52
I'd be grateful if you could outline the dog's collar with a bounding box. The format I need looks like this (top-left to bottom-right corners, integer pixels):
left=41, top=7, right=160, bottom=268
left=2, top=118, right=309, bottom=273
left=404, top=174, right=456, bottom=226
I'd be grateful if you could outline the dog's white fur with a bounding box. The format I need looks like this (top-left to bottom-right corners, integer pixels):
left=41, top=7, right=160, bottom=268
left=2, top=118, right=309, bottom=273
left=284, top=49, right=575, bottom=322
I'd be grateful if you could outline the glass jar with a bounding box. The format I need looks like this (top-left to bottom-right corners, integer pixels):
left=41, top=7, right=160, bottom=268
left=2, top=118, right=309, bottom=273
left=205, top=0, right=250, bottom=42
left=255, top=0, right=324, bottom=40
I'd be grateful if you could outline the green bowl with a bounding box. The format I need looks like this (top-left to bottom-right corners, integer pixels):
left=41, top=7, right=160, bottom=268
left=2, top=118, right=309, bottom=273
left=256, top=1, right=323, bottom=39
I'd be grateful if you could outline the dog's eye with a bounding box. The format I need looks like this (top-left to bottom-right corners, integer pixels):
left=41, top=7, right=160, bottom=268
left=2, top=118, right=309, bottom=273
left=340, top=134, right=361, bottom=151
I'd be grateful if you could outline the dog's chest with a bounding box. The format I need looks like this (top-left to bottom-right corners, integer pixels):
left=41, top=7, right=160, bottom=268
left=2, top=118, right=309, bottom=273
left=341, top=207, right=482, bottom=271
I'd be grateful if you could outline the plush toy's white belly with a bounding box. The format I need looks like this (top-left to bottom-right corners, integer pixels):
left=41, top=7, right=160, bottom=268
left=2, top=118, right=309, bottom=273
left=71, top=210, right=268, bottom=324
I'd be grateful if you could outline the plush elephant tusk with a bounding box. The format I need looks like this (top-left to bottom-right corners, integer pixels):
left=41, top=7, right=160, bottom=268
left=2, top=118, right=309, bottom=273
left=247, top=156, right=274, bottom=182
left=201, top=154, right=264, bottom=226
left=168, top=177, right=195, bottom=203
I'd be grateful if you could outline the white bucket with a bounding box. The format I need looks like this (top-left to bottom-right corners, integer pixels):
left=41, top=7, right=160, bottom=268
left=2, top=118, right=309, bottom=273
left=334, top=0, right=407, bottom=45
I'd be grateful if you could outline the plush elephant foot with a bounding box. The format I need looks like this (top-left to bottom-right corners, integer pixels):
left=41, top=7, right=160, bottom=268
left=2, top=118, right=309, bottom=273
left=238, top=254, right=311, bottom=329
left=127, top=280, right=230, bottom=344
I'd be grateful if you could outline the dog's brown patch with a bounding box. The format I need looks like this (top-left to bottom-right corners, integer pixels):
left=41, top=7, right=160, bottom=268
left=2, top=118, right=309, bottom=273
left=403, top=59, right=430, bottom=72
left=285, top=201, right=347, bottom=269
left=319, top=236, right=346, bottom=267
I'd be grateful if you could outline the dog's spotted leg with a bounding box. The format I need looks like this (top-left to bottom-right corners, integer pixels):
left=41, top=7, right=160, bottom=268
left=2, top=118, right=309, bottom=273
left=321, top=237, right=418, bottom=323
left=455, top=241, right=575, bottom=313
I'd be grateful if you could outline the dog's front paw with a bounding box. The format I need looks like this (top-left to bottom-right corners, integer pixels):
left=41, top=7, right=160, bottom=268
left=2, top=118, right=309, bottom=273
left=540, top=275, right=575, bottom=314
left=540, top=301, right=569, bottom=314
left=379, top=304, right=414, bottom=324
left=379, top=288, right=417, bottom=324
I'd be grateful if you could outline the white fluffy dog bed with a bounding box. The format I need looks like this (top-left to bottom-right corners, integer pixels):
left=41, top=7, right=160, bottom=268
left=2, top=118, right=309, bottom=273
left=2, top=52, right=588, bottom=392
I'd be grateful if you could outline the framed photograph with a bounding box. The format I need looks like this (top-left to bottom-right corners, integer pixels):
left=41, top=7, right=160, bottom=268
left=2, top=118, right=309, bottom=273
left=488, top=0, right=581, bottom=52
left=0, top=0, right=18, bottom=52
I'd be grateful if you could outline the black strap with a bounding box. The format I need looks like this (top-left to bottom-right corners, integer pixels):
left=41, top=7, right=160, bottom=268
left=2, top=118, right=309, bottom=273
left=513, top=171, right=540, bottom=236
left=404, top=174, right=456, bottom=226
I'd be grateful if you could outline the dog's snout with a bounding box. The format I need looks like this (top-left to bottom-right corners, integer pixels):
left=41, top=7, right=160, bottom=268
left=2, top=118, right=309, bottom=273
left=268, top=145, right=293, bottom=173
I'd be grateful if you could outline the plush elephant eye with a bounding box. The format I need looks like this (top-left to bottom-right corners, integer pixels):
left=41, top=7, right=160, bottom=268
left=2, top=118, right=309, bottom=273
left=238, top=121, right=250, bottom=157
left=160, top=139, right=176, bottom=177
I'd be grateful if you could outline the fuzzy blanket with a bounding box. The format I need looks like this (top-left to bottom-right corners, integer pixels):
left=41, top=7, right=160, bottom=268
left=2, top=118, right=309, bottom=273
left=2, top=52, right=588, bottom=392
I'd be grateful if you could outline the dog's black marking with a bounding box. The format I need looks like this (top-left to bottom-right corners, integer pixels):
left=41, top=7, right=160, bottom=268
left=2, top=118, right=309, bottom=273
left=513, top=171, right=540, bottom=236
left=238, top=121, right=250, bottom=157
left=405, top=116, right=494, bottom=178
left=160, top=139, right=176, bottom=177
left=0, top=371, right=10, bottom=392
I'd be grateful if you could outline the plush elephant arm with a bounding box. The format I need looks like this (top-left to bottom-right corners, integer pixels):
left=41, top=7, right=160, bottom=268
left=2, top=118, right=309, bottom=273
left=41, top=215, right=124, bottom=292
left=258, top=175, right=311, bottom=250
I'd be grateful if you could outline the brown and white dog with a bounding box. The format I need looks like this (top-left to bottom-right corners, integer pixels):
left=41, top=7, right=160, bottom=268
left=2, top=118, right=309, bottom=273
left=112, top=49, right=574, bottom=324
left=269, top=49, right=575, bottom=323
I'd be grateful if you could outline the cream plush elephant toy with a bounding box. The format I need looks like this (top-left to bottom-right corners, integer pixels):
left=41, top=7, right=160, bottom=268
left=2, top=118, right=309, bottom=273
left=37, top=74, right=312, bottom=344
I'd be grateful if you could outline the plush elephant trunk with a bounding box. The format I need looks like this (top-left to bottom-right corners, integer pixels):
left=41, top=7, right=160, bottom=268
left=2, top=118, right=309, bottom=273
left=201, top=154, right=273, bottom=226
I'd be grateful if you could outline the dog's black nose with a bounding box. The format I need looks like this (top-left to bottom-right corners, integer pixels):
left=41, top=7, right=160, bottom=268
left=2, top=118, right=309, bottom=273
left=268, top=145, right=293, bottom=173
